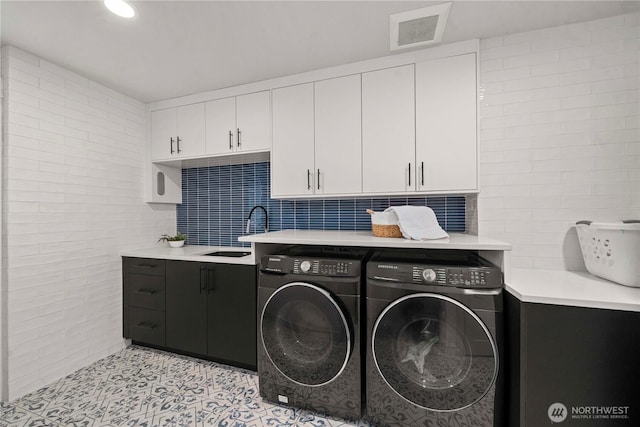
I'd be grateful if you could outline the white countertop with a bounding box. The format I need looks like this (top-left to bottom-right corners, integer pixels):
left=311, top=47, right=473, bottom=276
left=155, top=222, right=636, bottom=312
left=239, top=229, right=512, bottom=250
left=121, top=245, right=257, bottom=265
left=506, top=268, right=640, bottom=312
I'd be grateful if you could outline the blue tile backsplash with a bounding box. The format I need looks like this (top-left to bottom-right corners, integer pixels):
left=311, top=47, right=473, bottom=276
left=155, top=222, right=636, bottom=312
left=177, top=162, right=466, bottom=247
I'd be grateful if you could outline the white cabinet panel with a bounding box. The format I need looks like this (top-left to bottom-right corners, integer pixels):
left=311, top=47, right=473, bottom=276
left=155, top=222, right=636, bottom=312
left=205, top=97, right=236, bottom=155
left=416, top=53, right=477, bottom=192
left=314, top=74, right=362, bottom=195
left=175, top=104, right=206, bottom=158
left=362, top=65, right=415, bottom=194
left=205, top=91, right=271, bottom=156
left=151, top=108, right=177, bottom=161
left=151, top=104, right=205, bottom=161
left=236, top=91, right=271, bottom=153
left=271, top=83, right=315, bottom=197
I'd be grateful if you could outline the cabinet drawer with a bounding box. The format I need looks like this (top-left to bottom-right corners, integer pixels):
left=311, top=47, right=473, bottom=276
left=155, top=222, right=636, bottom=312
left=128, top=307, right=165, bottom=346
left=128, top=274, right=165, bottom=311
left=124, top=257, right=165, bottom=276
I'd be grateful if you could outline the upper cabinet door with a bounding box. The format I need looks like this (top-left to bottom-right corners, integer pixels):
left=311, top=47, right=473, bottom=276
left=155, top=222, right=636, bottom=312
left=271, top=83, right=315, bottom=197
left=236, top=91, right=271, bottom=153
left=151, top=108, right=177, bottom=161
left=205, top=97, right=237, bottom=155
left=362, top=64, right=416, bottom=194
left=416, top=53, right=477, bottom=192
left=152, top=104, right=206, bottom=161
left=175, top=103, right=206, bottom=158
left=314, top=74, right=362, bottom=195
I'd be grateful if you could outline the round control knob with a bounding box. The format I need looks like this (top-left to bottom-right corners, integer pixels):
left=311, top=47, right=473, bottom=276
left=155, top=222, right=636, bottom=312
left=422, top=268, right=437, bottom=283
left=300, top=260, right=311, bottom=273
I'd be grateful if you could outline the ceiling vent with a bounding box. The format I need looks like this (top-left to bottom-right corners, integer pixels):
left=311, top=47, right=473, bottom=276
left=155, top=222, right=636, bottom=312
left=390, top=2, right=451, bottom=51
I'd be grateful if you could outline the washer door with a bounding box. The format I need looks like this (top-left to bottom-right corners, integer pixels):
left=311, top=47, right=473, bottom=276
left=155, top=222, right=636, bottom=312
left=372, top=293, right=498, bottom=411
left=261, top=282, right=351, bottom=387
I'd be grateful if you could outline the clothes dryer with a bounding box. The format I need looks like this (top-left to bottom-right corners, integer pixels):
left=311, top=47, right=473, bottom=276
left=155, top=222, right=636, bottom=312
left=258, top=246, right=369, bottom=420
left=366, top=249, right=504, bottom=427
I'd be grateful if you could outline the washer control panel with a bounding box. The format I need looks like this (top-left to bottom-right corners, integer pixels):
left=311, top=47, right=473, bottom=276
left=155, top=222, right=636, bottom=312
left=261, top=255, right=360, bottom=277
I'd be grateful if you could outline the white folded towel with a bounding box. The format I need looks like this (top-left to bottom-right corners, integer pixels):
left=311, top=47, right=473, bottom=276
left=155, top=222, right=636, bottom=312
left=384, top=206, right=449, bottom=240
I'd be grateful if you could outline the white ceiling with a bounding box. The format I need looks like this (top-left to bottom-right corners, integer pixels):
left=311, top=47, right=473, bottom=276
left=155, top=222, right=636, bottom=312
left=2, top=0, right=638, bottom=103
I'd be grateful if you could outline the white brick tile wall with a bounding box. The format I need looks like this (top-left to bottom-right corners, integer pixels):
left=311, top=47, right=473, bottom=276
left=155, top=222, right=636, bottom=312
left=478, top=12, right=640, bottom=270
left=1, top=46, right=175, bottom=400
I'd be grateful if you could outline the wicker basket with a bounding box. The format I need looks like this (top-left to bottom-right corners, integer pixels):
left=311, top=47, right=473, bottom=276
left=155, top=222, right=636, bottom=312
left=372, top=223, right=403, bottom=238
left=367, top=209, right=403, bottom=238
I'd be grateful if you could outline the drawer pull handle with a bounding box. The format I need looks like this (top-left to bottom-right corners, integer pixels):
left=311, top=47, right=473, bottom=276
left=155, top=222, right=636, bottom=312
left=136, top=322, right=157, bottom=330
left=135, top=289, right=157, bottom=295
left=134, top=264, right=156, bottom=269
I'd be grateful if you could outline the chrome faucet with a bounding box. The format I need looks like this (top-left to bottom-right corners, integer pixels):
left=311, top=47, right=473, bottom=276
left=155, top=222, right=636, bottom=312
left=246, top=205, right=268, bottom=234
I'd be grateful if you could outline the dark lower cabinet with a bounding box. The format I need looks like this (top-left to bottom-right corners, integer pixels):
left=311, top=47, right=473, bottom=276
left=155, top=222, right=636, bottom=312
left=165, top=260, right=257, bottom=370
left=206, top=263, right=257, bottom=368
left=165, top=260, right=208, bottom=355
left=506, top=292, right=639, bottom=427
left=123, top=257, right=166, bottom=346
left=123, top=257, right=257, bottom=371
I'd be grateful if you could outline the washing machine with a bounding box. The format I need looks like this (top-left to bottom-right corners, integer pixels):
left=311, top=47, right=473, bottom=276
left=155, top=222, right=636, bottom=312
left=258, top=246, right=369, bottom=420
left=366, top=249, right=504, bottom=427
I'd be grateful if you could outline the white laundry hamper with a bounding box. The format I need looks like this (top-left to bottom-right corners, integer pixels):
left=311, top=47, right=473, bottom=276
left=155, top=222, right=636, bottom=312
left=575, top=220, right=640, bottom=288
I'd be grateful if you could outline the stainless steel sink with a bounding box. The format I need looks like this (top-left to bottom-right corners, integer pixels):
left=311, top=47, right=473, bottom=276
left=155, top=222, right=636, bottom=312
left=203, top=251, right=251, bottom=258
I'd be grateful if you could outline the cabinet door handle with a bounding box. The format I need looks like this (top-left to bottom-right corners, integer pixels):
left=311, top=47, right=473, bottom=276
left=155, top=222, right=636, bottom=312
left=421, top=161, right=425, bottom=186
left=199, top=267, right=207, bottom=294
left=317, top=169, right=320, bottom=190
left=136, top=322, right=157, bottom=330
left=307, top=169, right=311, bottom=190
left=229, top=131, right=233, bottom=150
left=207, top=267, right=215, bottom=293
left=176, top=136, right=182, bottom=153
left=408, top=163, right=412, bottom=187
left=135, top=289, right=157, bottom=295
left=237, top=128, right=241, bottom=148
left=170, top=137, right=175, bottom=154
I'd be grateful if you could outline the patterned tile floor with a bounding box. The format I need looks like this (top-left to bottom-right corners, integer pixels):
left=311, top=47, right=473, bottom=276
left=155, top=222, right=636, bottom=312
left=0, top=345, right=373, bottom=427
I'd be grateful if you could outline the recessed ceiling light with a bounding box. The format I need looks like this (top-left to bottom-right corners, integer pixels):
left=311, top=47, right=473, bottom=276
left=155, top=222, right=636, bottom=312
left=104, top=0, right=136, bottom=19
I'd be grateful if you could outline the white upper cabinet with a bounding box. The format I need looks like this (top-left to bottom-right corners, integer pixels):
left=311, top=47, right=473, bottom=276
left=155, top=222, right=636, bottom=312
left=204, top=97, right=236, bottom=155
left=205, top=91, right=271, bottom=155
left=416, top=53, right=477, bottom=192
left=236, top=91, right=271, bottom=152
left=362, top=64, right=416, bottom=194
left=151, top=103, right=206, bottom=161
left=272, top=75, right=363, bottom=198
left=314, top=74, right=362, bottom=195
left=271, top=83, right=315, bottom=197
left=148, top=40, right=480, bottom=203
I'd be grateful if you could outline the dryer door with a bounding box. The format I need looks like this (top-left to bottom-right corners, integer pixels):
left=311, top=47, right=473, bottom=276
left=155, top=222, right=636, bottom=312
left=261, top=282, right=351, bottom=387
left=372, top=293, right=498, bottom=411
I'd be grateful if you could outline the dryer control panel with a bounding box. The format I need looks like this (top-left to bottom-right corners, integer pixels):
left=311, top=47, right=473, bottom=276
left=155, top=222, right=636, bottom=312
left=368, top=250, right=503, bottom=289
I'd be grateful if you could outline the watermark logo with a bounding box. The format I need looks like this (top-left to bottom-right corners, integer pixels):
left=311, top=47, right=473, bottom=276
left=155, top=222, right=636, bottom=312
left=547, top=402, right=631, bottom=423
left=548, top=403, right=568, bottom=423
